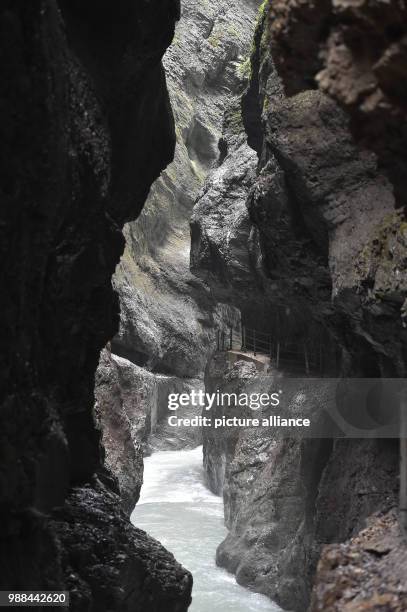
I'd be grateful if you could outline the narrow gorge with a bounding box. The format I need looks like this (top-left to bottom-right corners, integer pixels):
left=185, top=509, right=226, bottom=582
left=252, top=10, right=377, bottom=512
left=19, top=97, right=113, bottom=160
left=1, top=1, right=406, bottom=611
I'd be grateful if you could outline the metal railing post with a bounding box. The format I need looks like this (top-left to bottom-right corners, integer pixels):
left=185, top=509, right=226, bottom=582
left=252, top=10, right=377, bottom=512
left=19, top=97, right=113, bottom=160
left=230, top=327, right=233, bottom=350
left=253, top=329, right=256, bottom=356
left=217, top=329, right=220, bottom=352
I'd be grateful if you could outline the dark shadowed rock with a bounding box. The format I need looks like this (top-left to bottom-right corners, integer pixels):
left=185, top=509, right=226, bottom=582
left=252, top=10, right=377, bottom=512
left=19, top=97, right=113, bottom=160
left=311, top=511, right=407, bottom=611
left=52, top=480, right=192, bottom=612
left=0, top=0, right=192, bottom=608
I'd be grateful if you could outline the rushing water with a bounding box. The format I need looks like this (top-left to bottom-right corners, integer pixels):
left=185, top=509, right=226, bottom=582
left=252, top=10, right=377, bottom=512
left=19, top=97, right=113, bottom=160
left=131, top=446, right=281, bottom=612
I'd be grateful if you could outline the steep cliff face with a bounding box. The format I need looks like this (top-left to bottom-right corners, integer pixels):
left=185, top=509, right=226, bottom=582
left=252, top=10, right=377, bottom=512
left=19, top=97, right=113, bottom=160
left=95, top=1, right=261, bottom=509
left=95, top=0, right=262, bottom=525
left=95, top=348, right=204, bottom=514
left=191, top=1, right=406, bottom=610
left=190, top=99, right=264, bottom=326
left=267, top=0, right=407, bottom=204
left=193, top=6, right=406, bottom=374
left=94, top=349, right=146, bottom=515
left=0, top=1, right=192, bottom=609
left=111, top=0, right=261, bottom=379
left=250, top=2, right=407, bottom=375
left=89, top=3, right=263, bottom=605
left=203, top=356, right=398, bottom=611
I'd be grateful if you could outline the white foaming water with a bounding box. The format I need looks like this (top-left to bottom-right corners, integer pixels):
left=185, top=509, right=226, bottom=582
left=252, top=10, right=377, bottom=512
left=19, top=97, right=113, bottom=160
left=131, top=446, right=281, bottom=612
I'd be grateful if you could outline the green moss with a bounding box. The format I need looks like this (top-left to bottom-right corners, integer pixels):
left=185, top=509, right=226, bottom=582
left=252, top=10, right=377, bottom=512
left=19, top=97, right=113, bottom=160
left=236, top=56, right=251, bottom=79
left=227, top=25, right=239, bottom=38
left=171, top=30, right=180, bottom=47
left=165, top=164, right=178, bottom=182
left=241, top=0, right=271, bottom=87
left=208, top=33, right=221, bottom=47
left=262, top=96, right=270, bottom=114
left=259, top=0, right=271, bottom=53
left=258, top=0, right=269, bottom=19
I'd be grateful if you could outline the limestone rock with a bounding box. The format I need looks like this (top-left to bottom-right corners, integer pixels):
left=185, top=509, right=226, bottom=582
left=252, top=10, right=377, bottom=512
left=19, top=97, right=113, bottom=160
left=191, top=2, right=405, bottom=610
left=95, top=349, right=205, bottom=513
left=113, top=0, right=262, bottom=378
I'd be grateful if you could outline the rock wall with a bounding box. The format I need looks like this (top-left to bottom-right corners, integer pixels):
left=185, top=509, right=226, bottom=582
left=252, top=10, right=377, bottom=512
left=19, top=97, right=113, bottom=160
left=95, top=348, right=204, bottom=514
left=191, top=1, right=406, bottom=610
left=203, top=355, right=398, bottom=611
left=94, top=349, right=147, bottom=516
left=267, top=0, right=407, bottom=204
left=0, top=1, right=192, bottom=609
left=311, top=510, right=407, bottom=611
left=190, top=99, right=264, bottom=326
left=111, top=0, right=262, bottom=378
left=94, top=0, right=263, bottom=525
left=95, top=0, right=263, bottom=538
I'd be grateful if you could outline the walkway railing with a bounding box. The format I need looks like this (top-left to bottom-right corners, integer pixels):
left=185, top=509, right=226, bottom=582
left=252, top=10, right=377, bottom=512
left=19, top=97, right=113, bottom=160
left=216, top=325, right=323, bottom=374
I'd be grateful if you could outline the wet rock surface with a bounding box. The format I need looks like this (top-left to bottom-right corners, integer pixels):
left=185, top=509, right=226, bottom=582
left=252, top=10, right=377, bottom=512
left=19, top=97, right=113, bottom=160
left=191, top=1, right=406, bottom=610
left=190, top=100, right=263, bottom=321
left=52, top=480, right=192, bottom=612
left=204, top=356, right=398, bottom=611
left=0, top=1, right=192, bottom=608
left=112, top=0, right=262, bottom=378
left=95, top=348, right=203, bottom=494
left=96, top=0, right=262, bottom=532
left=93, top=7, right=263, bottom=596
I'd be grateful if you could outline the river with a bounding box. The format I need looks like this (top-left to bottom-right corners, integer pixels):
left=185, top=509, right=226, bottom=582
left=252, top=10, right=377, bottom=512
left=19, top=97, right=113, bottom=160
left=131, top=446, right=281, bottom=612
